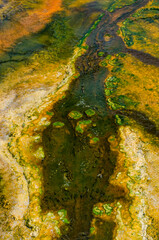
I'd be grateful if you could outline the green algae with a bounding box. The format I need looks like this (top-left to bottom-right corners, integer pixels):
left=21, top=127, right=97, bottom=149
left=106, top=81, right=118, bottom=89
left=98, top=52, right=105, bottom=57
left=40, top=13, right=77, bottom=62
left=105, top=89, right=112, bottom=96
left=93, top=206, right=103, bottom=216
left=90, top=227, right=95, bottom=234
left=106, top=55, right=112, bottom=60
left=44, top=121, right=51, bottom=126
left=74, top=74, right=80, bottom=79
left=68, top=111, right=83, bottom=120
left=75, top=120, right=92, bottom=133
left=103, top=204, right=113, bottom=215
left=91, top=137, right=99, bottom=143
left=115, top=115, right=123, bottom=125
left=107, top=99, right=116, bottom=110
left=62, top=218, right=70, bottom=224
left=120, top=17, right=149, bottom=47
left=58, top=209, right=67, bottom=218
left=46, top=111, right=54, bottom=116
left=82, top=45, right=89, bottom=50
left=53, top=122, right=65, bottom=128
left=22, top=0, right=42, bottom=9
left=120, top=26, right=134, bottom=47
left=108, top=0, right=136, bottom=12
left=85, top=109, right=96, bottom=117
left=55, top=226, right=61, bottom=236
left=132, top=8, right=159, bottom=18
left=109, top=135, right=116, bottom=142
left=58, top=209, right=70, bottom=224
left=106, top=76, right=120, bottom=84
left=108, top=95, right=138, bottom=110
left=109, top=58, right=123, bottom=67
left=101, top=60, right=107, bottom=67
left=78, top=13, right=104, bottom=47
left=75, top=125, right=84, bottom=133
left=80, top=120, right=92, bottom=125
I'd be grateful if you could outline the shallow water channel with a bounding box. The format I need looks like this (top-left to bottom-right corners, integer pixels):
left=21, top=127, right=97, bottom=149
left=41, top=0, right=151, bottom=238
left=42, top=66, right=117, bottom=239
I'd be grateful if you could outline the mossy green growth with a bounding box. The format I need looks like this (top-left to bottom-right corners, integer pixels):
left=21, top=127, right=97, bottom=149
left=93, top=206, right=103, bottom=216
left=42, top=13, right=77, bottom=62
left=74, top=74, right=80, bottom=79
left=62, top=218, right=70, bottom=224
left=80, top=120, right=92, bottom=125
left=22, top=0, right=42, bottom=9
left=53, top=122, right=65, bottom=128
left=44, top=121, right=51, bottom=126
left=109, top=58, right=123, bottom=67
left=105, top=89, right=112, bottom=96
left=82, top=45, right=89, bottom=50
left=107, top=98, right=118, bottom=110
left=78, top=13, right=104, bottom=47
left=110, top=95, right=138, bottom=109
left=101, top=61, right=107, bottom=66
left=85, top=109, right=95, bottom=117
left=75, top=120, right=92, bottom=133
left=58, top=209, right=70, bottom=224
left=58, top=209, right=67, bottom=218
left=109, top=135, right=116, bottom=142
left=98, top=51, right=105, bottom=57
left=68, top=111, right=83, bottom=120
left=106, top=54, right=111, bottom=60
left=91, top=137, right=99, bottom=143
left=90, top=227, right=95, bottom=234
left=106, top=76, right=120, bottom=83
left=115, top=115, right=123, bottom=125
left=115, top=115, right=130, bottom=126
left=105, top=76, right=119, bottom=97
left=54, top=226, right=61, bottom=236
left=46, top=111, right=54, bottom=116
left=108, top=0, right=136, bottom=13
left=103, top=204, right=113, bottom=216
left=75, top=125, right=84, bottom=133
left=105, top=81, right=118, bottom=89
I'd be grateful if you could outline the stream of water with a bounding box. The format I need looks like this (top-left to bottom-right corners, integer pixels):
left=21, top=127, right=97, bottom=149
left=41, top=0, right=155, bottom=239
left=42, top=66, right=117, bottom=239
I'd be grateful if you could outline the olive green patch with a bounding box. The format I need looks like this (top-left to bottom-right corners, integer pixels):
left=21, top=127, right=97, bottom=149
left=93, top=206, right=103, bottom=216
left=53, top=122, right=65, bottom=128
left=85, top=109, right=96, bottom=117
left=68, top=111, right=83, bottom=120
left=103, top=204, right=113, bottom=215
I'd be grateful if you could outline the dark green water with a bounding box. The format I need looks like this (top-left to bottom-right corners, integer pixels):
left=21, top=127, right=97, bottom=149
left=42, top=67, right=117, bottom=239
left=41, top=0, right=153, bottom=239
